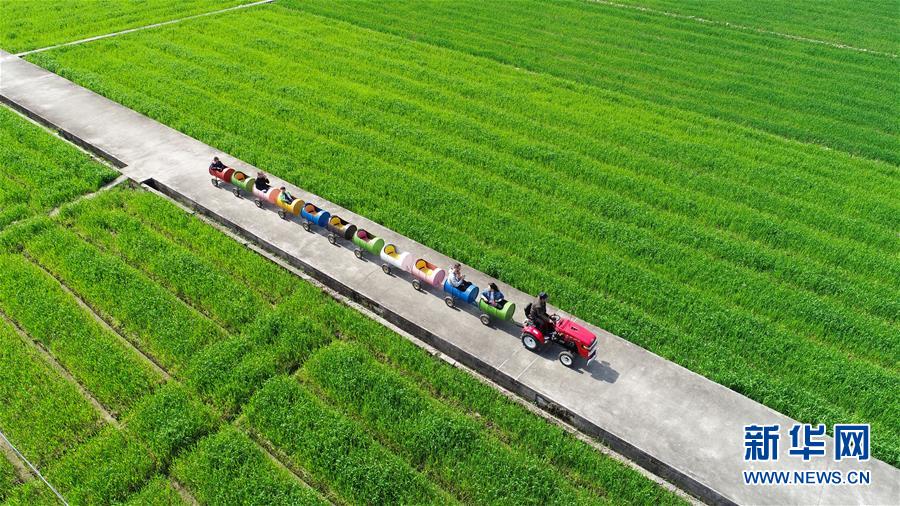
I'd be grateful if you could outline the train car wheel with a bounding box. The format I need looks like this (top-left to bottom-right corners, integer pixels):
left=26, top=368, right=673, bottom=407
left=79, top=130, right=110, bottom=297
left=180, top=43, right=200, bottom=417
left=480, top=314, right=491, bottom=326
left=354, top=249, right=363, bottom=259
left=211, top=178, right=219, bottom=187
left=328, top=234, right=337, bottom=245
left=278, top=210, right=287, bottom=220
left=302, top=221, right=311, bottom=232
left=254, top=199, right=263, bottom=208
left=381, top=264, right=391, bottom=275
left=232, top=188, right=241, bottom=198
left=412, top=280, right=422, bottom=291
left=444, top=296, right=454, bottom=308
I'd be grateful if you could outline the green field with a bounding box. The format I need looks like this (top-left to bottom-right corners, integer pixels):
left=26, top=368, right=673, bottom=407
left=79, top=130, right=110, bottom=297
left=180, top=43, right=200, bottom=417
left=0, top=180, right=679, bottom=503
left=613, top=0, right=900, bottom=53
left=0, top=0, right=253, bottom=53
left=0, top=106, right=117, bottom=230
left=23, top=2, right=900, bottom=466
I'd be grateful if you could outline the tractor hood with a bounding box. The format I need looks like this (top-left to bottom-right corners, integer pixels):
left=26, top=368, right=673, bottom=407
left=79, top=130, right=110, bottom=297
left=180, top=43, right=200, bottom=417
left=557, top=318, right=597, bottom=347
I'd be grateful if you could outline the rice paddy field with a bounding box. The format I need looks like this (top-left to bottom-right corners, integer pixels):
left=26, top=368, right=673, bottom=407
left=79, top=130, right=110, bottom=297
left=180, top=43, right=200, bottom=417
left=17, top=0, right=899, bottom=467
left=0, top=0, right=253, bottom=54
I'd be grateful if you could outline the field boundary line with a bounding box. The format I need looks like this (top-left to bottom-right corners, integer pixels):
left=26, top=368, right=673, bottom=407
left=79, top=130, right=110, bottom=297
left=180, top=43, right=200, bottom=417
left=170, top=478, right=200, bottom=506
left=0, top=429, right=67, bottom=505
left=0, top=308, right=119, bottom=428
left=14, top=0, right=275, bottom=58
left=585, top=0, right=897, bottom=58
left=0, top=432, right=33, bottom=485
left=22, top=253, right=173, bottom=384
left=137, top=181, right=694, bottom=502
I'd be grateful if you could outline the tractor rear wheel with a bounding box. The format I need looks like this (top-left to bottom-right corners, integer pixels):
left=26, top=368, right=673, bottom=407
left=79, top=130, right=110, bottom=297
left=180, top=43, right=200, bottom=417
left=381, top=264, right=391, bottom=275
left=558, top=351, right=574, bottom=368
left=521, top=333, right=539, bottom=351
left=412, top=279, right=422, bottom=291
left=444, top=296, right=454, bottom=308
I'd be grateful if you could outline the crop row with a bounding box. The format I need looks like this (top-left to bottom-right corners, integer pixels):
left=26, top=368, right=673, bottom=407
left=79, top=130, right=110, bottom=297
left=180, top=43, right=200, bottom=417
left=0, top=106, right=117, bottom=229
left=30, top=10, right=899, bottom=464
left=305, top=341, right=594, bottom=505
left=172, top=427, right=324, bottom=505
left=0, top=246, right=160, bottom=414
left=0, top=456, right=18, bottom=502
left=22, top=223, right=227, bottom=374
left=0, top=317, right=100, bottom=469
left=287, top=0, right=899, bottom=163
left=611, top=0, right=898, bottom=53
left=245, top=375, right=451, bottom=505
left=0, top=0, right=253, bottom=53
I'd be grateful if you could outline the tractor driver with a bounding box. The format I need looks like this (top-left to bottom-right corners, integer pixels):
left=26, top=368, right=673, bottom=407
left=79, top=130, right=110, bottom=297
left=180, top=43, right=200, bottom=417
left=530, top=291, right=555, bottom=336
left=255, top=171, right=271, bottom=192
left=209, top=156, right=226, bottom=173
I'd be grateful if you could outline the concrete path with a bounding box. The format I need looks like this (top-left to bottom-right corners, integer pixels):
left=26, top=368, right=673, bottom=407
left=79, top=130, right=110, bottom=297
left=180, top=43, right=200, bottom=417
left=2, top=51, right=898, bottom=505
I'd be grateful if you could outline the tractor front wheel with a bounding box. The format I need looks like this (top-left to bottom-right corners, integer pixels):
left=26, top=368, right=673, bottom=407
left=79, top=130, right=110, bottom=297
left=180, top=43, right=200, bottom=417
left=521, top=333, right=539, bottom=351
left=558, top=351, right=574, bottom=368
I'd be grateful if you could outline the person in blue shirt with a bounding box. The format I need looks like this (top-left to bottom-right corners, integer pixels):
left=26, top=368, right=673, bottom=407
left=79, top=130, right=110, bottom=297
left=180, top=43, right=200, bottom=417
left=448, top=263, right=471, bottom=290
left=481, top=282, right=506, bottom=309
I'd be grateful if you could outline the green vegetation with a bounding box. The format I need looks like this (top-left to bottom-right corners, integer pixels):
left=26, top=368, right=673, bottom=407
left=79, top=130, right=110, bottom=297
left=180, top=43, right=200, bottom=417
left=0, top=106, right=116, bottom=229
left=120, top=475, right=187, bottom=506
left=245, top=376, right=450, bottom=505
left=0, top=318, right=100, bottom=468
left=0, top=0, right=253, bottom=53
left=0, top=249, right=160, bottom=415
left=0, top=185, right=678, bottom=502
left=172, top=427, right=324, bottom=506
left=25, top=4, right=898, bottom=464
left=613, top=0, right=900, bottom=53
left=287, top=0, right=899, bottom=163
left=0, top=456, right=19, bottom=502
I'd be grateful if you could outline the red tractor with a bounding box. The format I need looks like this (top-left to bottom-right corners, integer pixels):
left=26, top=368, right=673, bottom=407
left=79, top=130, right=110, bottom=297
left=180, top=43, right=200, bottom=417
left=522, top=304, right=598, bottom=367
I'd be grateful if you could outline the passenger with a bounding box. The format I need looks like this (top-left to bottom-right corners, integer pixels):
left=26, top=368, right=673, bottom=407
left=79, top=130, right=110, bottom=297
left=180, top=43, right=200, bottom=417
left=481, top=282, right=506, bottom=309
left=447, top=262, right=471, bottom=290
left=279, top=186, right=296, bottom=204
left=530, top=291, right=554, bottom=336
left=209, top=156, right=227, bottom=172
left=255, top=171, right=271, bottom=192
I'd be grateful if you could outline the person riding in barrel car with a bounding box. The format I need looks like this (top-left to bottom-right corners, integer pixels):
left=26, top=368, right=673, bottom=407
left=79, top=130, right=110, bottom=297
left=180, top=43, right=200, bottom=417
left=481, top=282, right=507, bottom=309
left=255, top=171, right=271, bottom=192
left=529, top=291, right=555, bottom=337
left=279, top=186, right=297, bottom=204
left=447, top=263, right=471, bottom=290
left=209, top=156, right=227, bottom=173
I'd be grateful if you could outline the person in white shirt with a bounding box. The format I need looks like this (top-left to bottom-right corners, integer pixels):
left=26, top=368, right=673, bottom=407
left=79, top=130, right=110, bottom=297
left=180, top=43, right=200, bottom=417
left=447, top=262, right=471, bottom=290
